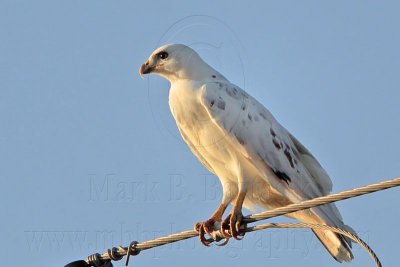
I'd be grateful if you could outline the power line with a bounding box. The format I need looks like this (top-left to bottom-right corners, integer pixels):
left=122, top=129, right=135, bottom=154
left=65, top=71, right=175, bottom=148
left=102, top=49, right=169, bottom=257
left=65, top=177, right=400, bottom=267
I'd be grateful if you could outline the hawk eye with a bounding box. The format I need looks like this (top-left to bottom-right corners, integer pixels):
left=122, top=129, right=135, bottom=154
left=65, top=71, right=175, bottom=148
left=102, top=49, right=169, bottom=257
left=157, top=51, right=169, bottom=60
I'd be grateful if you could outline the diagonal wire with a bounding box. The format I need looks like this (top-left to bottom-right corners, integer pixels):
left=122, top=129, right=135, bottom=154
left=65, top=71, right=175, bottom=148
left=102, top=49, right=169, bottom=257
left=69, top=177, right=400, bottom=267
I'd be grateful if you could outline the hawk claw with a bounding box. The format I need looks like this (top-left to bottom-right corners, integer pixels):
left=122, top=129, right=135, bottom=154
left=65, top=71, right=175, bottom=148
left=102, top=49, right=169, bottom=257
left=216, top=237, right=230, bottom=246
left=221, top=214, right=232, bottom=239
left=221, top=211, right=246, bottom=240
left=194, top=219, right=219, bottom=246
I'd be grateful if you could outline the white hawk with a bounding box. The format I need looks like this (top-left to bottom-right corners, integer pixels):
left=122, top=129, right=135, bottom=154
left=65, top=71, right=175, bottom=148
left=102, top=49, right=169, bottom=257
left=140, top=44, right=354, bottom=262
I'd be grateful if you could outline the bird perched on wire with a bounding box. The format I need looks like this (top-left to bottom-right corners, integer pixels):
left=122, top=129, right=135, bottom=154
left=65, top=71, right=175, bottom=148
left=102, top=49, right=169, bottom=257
left=140, top=44, right=355, bottom=262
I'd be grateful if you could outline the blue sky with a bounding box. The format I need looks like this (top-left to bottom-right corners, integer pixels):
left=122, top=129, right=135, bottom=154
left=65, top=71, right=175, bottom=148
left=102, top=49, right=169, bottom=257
left=1, top=1, right=399, bottom=266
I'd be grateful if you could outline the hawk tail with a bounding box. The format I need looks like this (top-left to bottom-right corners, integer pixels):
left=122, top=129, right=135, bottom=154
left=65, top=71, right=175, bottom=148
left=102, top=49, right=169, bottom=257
left=312, top=226, right=354, bottom=262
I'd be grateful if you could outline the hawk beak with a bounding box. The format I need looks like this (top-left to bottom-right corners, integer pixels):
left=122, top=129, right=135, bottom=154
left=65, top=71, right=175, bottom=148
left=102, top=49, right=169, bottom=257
left=139, top=61, right=153, bottom=78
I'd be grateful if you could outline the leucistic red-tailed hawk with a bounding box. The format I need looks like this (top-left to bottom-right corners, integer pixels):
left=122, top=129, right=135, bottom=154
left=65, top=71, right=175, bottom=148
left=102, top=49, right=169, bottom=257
left=140, top=44, right=354, bottom=262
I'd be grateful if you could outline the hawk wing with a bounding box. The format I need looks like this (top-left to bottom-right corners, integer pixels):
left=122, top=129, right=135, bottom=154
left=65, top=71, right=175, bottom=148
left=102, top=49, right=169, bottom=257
left=198, top=81, right=333, bottom=203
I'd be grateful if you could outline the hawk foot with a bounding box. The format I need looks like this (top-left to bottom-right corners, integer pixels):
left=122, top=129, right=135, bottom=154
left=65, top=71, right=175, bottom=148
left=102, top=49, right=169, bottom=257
left=194, top=219, right=229, bottom=246
left=221, top=211, right=246, bottom=240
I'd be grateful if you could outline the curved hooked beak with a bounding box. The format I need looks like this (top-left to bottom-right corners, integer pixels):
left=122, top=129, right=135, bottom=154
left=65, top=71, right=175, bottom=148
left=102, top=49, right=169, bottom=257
left=139, top=61, right=153, bottom=78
